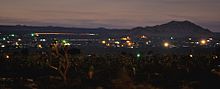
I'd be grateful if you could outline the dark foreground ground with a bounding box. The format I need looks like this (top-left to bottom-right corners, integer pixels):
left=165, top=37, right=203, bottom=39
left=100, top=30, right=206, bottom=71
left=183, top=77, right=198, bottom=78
left=0, top=47, right=220, bottom=89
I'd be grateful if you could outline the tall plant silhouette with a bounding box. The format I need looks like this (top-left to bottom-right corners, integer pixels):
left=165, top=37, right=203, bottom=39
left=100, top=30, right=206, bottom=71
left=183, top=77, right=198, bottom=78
left=48, top=43, right=71, bottom=82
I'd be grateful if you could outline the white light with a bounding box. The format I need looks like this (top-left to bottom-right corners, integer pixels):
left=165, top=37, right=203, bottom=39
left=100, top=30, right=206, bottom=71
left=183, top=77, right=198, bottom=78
left=15, top=42, right=19, bottom=46
left=11, top=34, right=15, bottom=37
left=189, top=38, right=192, bottom=41
left=1, top=45, right=5, bottom=48
left=40, top=39, right=46, bottom=42
left=3, top=38, right=6, bottom=41
left=6, top=55, right=10, bottom=59
left=189, top=54, right=193, bottom=58
left=137, top=53, right=141, bottom=58
left=146, top=42, right=149, bottom=45
left=170, top=37, right=174, bottom=40
left=89, top=34, right=96, bottom=36
left=18, top=39, right=22, bottom=41
left=207, top=40, right=210, bottom=42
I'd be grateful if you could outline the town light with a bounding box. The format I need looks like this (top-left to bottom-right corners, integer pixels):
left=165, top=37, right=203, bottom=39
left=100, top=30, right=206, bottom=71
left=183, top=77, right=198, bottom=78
left=3, top=38, right=6, bottom=41
left=6, top=55, right=10, bottom=59
left=141, top=35, right=147, bottom=39
left=38, top=44, right=43, bottom=48
left=101, top=40, right=106, bottom=44
left=137, top=53, right=141, bottom=58
left=163, top=42, right=169, bottom=47
left=200, top=40, right=206, bottom=45
left=62, top=40, right=67, bottom=43
left=1, top=45, right=5, bottom=48
left=115, top=41, right=120, bottom=44
left=11, top=34, right=15, bottom=37
left=64, top=43, right=71, bottom=46
left=188, top=37, right=192, bottom=41
left=18, top=39, right=22, bottom=41
left=189, top=54, right=193, bottom=58
left=170, top=37, right=174, bottom=40
left=106, top=43, right=110, bottom=46
left=31, top=33, right=35, bottom=36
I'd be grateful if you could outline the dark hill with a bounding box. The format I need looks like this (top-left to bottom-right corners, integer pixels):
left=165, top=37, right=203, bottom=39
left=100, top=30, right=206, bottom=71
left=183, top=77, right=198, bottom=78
left=0, top=21, right=214, bottom=38
left=131, top=21, right=213, bottom=38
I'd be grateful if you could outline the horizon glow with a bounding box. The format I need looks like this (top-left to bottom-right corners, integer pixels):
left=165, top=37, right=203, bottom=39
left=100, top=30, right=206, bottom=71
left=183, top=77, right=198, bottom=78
left=0, top=0, right=219, bottom=32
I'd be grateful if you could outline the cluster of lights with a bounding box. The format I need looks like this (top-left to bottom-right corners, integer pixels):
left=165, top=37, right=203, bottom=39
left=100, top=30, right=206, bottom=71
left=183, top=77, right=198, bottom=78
left=40, top=39, right=46, bottom=42
left=101, top=36, right=134, bottom=48
left=121, top=36, right=131, bottom=41
left=213, top=56, right=218, bottom=59
left=62, top=40, right=71, bottom=46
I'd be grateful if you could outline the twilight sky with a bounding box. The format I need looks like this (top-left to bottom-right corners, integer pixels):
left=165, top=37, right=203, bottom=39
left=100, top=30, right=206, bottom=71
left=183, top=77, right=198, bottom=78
left=0, top=0, right=219, bottom=32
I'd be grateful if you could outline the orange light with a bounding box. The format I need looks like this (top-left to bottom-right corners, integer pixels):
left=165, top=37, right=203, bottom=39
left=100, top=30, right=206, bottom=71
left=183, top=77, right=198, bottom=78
left=38, top=44, right=43, bottom=48
left=128, top=42, right=132, bottom=46
left=163, top=42, right=169, bottom=47
left=6, top=55, right=10, bottom=59
left=200, top=40, right=206, bottom=45
left=141, top=35, right=147, bottom=39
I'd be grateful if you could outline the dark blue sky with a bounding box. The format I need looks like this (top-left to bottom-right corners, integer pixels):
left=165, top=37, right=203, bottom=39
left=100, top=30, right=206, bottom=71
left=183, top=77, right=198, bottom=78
left=0, top=0, right=219, bottom=32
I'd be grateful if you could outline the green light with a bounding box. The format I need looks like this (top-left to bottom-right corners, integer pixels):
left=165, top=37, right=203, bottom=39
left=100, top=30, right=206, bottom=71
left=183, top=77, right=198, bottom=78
left=137, top=53, right=141, bottom=58
left=31, top=33, right=35, bottom=36
left=64, top=43, right=71, bottom=46
left=11, top=34, right=15, bottom=37
left=3, top=38, right=6, bottom=41
left=62, top=40, right=67, bottom=43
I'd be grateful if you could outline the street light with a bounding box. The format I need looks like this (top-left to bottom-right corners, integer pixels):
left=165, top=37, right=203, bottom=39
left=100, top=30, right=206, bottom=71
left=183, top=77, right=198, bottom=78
left=31, top=33, right=35, bottom=37
left=62, top=40, right=67, bottom=43
left=200, top=40, right=206, bottom=45
left=137, top=53, right=141, bottom=58
left=189, top=54, right=193, bottom=58
left=163, top=42, right=169, bottom=47
left=6, top=55, right=10, bottom=59
left=101, top=40, right=106, bottom=44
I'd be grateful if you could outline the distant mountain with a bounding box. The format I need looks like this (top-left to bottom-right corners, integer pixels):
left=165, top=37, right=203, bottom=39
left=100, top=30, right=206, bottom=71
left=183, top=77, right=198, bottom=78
left=131, top=21, right=214, bottom=38
left=0, top=21, right=215, bottom=38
